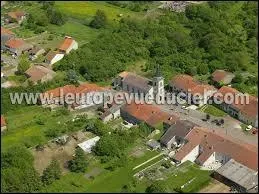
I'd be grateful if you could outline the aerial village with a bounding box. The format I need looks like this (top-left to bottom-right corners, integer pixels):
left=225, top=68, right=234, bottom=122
left=1, top=1, right=258, bottom=193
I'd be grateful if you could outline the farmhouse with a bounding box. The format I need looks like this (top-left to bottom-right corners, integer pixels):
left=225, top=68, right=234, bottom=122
left=160, top=120, right=197, bottom=149
left=211, top=70, right=235, bottom=86
left=77, top=136, right=100, bottom=153
left=5, top=38, right=33, bottom=56
left=214, top=86, right=258, bottom=127
left=113, top=66, right=165, bottom=100
left=45, top=51, right=64, bottom=66
left=1, top=115, right=7, bottom=132
left=41, top=83, right=105, bottom=110
left=58, top=36, right=78, bottom=54
left=1, top=27, right=15, bottom=50
left=173, top=127, right=258, bottom=172
left=120, top=102, right=179, bottom=128
left=7, top=10, right=26, bottom=24
left=29, top=47, right=45, bottom=60
left=169, top=74, right=217, bottom=106
left=25, top=65, right=56, bottom=84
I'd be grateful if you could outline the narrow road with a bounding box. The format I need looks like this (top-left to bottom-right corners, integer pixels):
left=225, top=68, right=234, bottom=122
left=156, top=103, right=258, bottom=146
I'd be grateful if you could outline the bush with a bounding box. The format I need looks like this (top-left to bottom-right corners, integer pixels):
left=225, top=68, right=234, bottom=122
left=89, top=10, right=107, bottom=29
left=68, top=148, right=88, bottom=173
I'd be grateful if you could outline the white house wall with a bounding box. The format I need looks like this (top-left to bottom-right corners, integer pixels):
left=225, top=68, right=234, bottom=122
left=50, top=54, right=64, bottom=65
left=181, top=145, right=199, bottom=163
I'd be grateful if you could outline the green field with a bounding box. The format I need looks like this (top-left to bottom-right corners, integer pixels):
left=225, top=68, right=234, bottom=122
left=55, top=1, right=145, bottom=22
left=46, top=19, right=101, bottom=45
left=1, top=105, right=73, bottom=151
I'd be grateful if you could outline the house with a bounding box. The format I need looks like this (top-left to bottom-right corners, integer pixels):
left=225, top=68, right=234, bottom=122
left=40, top=83, right=105, bottom=110
left=146, top=139, right=161, bottom=150
left=77, top=136, right=100, bottom=153
left=214, top=159, right=258, bottom=193
left=5, top=38, right=33, bottom=56
left=1, top=115, right=7, bottom=132
left=45, top=51, right=64, bottom=65
left=211, top=70, right=235, bottom=86
left=160, top=120, right=197, bottom=149
left=7, top=11, right=26, bottom=24
left=58, top=36, right=78, bottom=54
left=100, top=102, right=124, bottom=123
left=172, top=126, right=258, bottom=171
left=25, top=65, right=56, bottom=84
left=29, top=47, right=45, bottom=60
left=169, top=74, right=217, bottom=106
left=214, top=86, right=258, bottom=127
left=1, top=27, right=15, bottom=50
left=120, top=102, right=179, bottom=129
left=113, top=65, right=165, bottom=100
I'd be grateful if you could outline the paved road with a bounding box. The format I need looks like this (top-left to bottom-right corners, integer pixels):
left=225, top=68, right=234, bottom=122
left=156, top=102, right=258, bottom=146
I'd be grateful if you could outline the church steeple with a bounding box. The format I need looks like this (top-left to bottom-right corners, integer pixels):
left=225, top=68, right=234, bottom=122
left=152, top=64, right=164, bottom=101
left=154, top=64, right=162, bottom=77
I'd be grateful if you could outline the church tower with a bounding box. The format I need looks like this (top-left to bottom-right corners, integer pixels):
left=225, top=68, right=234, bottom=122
left=153, top=64, right=164, bottom=101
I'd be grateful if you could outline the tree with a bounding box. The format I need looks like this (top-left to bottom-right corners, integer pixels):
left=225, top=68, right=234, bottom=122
left=17, top=55, right=30, bottom=74
left=1, top=146, right=42, bottom=192
left=66, top=69, right=79, bottom=84
left=48, top=8, right=66, bottom=26
left=68, top=148, right=88, bottom=173
left=146, top=181, right=167, bottom=193
left=197, top=63, right=209, bottom=75
left=41, top=159, right=61, bottom=185
left=89, top=10, right=107, bottom=29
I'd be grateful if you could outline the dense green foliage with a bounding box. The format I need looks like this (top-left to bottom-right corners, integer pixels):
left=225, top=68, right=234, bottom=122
left=54, top=2, right=257, bottom=95
left=17, top=54, right=31, bottom=74
left=42, top=159, right=62, bottom=185
left=68, top=148, right=88, bottom=173
left=89, top=10, right=107, bottom=29
left=1, top=147, right=42, bottom=192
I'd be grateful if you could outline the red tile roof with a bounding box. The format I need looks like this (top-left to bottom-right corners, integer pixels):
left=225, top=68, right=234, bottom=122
left=59, top=37, right=74, bottom=52
left=214, top=86, right=258, bottom=118
left=43, top=83, right=105, bottom=98
left=1, top=27, right=14, bottom=35
left=25, top=65, right=55, bottom=82
left=121, top=103, right=179, bottom=128
left=5, top=38, right=25, bottom=49
left=1, top=115, right=6, bottom=127
left=170, top=74, right=198, bottom=92
left=174, top=127, right=258, bottom=171
left=171, top=74, right=216, bottom=95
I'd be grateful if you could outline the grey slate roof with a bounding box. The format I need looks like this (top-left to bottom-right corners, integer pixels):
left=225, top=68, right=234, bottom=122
left=123, top=73, right=152, bottom=92
left=160, top=120, right=197, bottom=145
left=216, top=159, right=258, bottom=191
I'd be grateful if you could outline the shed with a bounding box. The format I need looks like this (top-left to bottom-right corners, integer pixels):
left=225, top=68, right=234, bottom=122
left=78, top=136, right=100, bottom=153
left=146, top=139, right=160, bottom=150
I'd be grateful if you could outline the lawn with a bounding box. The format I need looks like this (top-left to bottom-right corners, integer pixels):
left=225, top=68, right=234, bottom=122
left=165, top=161, right=212, bottom=192
left=42, top=150, right=159, bottom=192
left=200, top=104, right=227, bottom=117
left=1, top=105, right=73, bottom=151
left=46, top=19, right=101, bottom=45
left=55, top=1, right=145, bottom=22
